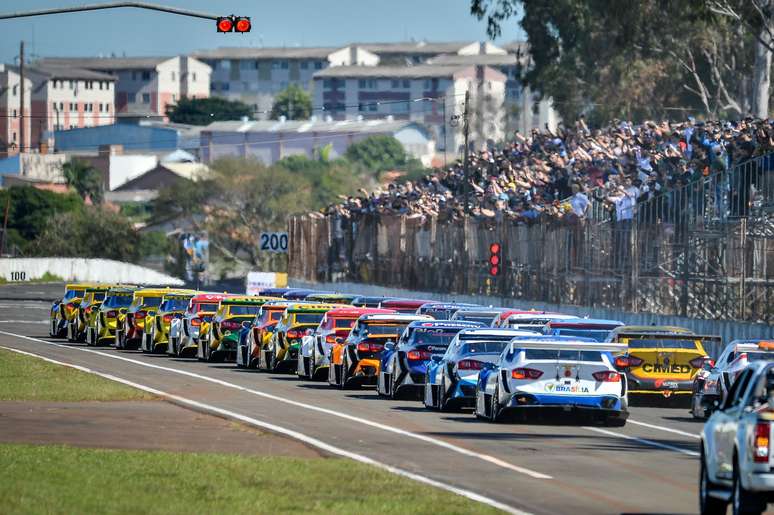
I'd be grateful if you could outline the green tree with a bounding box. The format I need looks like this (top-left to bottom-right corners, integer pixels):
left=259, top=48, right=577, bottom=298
left=166, top=96, right=253, bottom=125
left=345, top=135, right=408, bottom=176
left=62, top=159, right=103, bottom=204
left=270, top=84, right=313, bottom=120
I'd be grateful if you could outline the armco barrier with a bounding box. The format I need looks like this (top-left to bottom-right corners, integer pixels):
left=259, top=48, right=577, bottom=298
left=290, top=280, right=772, bottom=353
left=0, top=258, right=184, bottom=286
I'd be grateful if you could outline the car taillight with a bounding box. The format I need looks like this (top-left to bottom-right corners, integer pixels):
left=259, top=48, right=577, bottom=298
left=458, top=359, right=484, bottom=370
left=356, top=342, right=383, bottom=353
left=287, top=329, right=302, bottom=339
left=511, top=367, right=543, bottom=380
left=163, top=314, right=173, bottom=323
left=135, top=311, right=146, bottom=319
left=754, top=422, right=770, bottom=463
left=106, top=310, right=117, bottom=318
left=325, top=335, right=337, bottom=344
left=221, top=321, right=240, bottom=330
left=733, top=353, right=748, bottom=364
left=84, top=306, right=92, bottom=314
left=689, top=356, right=714, bottom=369
left=66, top=302, right=76, bottom=312
left=191, top=318, right=202, bottom=327
left=592, top=371, right=621, bottom=382
left=614, top=356, right=643, bottom=369
left=407, top=350, right=432, bottom=361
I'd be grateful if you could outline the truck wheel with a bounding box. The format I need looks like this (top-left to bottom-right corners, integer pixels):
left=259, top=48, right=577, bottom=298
left=700, top=454, right=727, bottom=515
left=732, top=458, right=765, bottom=515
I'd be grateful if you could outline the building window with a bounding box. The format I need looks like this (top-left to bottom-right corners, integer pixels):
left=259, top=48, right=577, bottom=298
left=11, top=85, right=17, bottom=96
left=272, top=61, right=280, bottom=70
left=281, top=60, right=288, bottom=69
left=315, top=61, right=323, bottom=70
left=192, top=72, right=197, bottom=82
left=300, top=61, right=308, bottom=70
left=69, top=80, right=74, bottom=89
left=69, top=102, right=76, bottom=111
left=369, top=102, right=377, bottom=112
left=52, top=102, right=57, bottom=111
left=98, top=81, right=102, bottom=90
left=127, top=92, right=136, bottom=103
left=424, top=79, right=431, bottom=90
left=221, top=60, right=230, bottom=70
left=171, top=71, right=176, bottom=80
left=142, top=93, right=150, bottom=103
left=59, top=102, right=64, bottom=110
left=106, top=104, right=110, bottom=112
left=391, top=80, right=399, bottom=88
left=12, top=132, right=16, bottom=142
left=239, top=60, right=250, bottom=70
left=172, top=94, right=176, bottom=102
left=358, top=79, right=376, bottom=89
left=323, top=79, right=332, bottom=89
left=222, top=82, right=230, bottom=91
left=12, top=109, right=16, bottom=117
left=142, top=71, right=150, bottom=80
left=132, top=71, right=137, bottom=80
left=52, top=81, right=57, bottom=89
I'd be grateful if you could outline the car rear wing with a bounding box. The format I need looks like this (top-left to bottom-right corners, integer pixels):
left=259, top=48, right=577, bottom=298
left=509, top=339, right=627, bottom=353
left=616, top=333, right=722, bottom=358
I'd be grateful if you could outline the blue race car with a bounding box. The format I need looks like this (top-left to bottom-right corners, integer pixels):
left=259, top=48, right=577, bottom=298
left=423, top=328, right=539, bottom=411
left=416, top=302, right=481, bottom=320
left=542, top=318, right=624, bottom=342
left=475, top=335, right=628, bottom=426
left=376, top=320, right=484, bottom=400
left=449, top=307, right=509, bottom=326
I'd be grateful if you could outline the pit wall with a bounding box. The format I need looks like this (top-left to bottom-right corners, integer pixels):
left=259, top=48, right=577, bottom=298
left=0, top=258, right=184, bottom=286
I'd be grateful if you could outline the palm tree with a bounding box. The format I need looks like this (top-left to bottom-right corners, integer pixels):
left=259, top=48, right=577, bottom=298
left=62, top=159, right=103, bottom=204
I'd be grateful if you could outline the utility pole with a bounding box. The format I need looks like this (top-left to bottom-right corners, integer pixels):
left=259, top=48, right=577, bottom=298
left=19, top=40, right=24, bottom=153
left=0, top=195, right=10, bottom=256
left=462, top=89, right=470, bottom=215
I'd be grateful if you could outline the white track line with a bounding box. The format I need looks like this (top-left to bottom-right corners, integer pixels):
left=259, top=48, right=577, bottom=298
left=626, top=419, right=701, bottom=440
left=0, top=344, right=530, bottom=515
left=0, top=330, right=551, bottom=480
left=0, top=320, right=47, bottom=324
left=583, top=426, right=699, bottom=457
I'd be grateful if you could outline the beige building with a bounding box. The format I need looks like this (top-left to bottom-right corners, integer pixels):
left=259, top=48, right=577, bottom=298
left=0, top=64, right=32, bottom=157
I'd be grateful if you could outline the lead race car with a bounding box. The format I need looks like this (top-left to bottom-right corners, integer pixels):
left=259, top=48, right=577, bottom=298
left=49, top=283, right=98, bottom=338
left=474, top=336, right=629, bottom=426
left=377, top=319, right=484, bottom=400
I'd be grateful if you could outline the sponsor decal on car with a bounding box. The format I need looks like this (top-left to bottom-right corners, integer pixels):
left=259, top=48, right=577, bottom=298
left=641, top=363, right=691, bottom=374
left=544, top=383, right=590, bottom=393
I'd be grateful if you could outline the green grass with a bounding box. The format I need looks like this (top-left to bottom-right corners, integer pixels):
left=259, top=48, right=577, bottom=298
left=0, top=444, right=500, bottom=514
left=0, top=348, right=153, bottom=401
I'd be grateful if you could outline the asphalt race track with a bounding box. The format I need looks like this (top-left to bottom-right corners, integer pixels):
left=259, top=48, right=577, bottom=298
left=0, top=283, right=703, bottom=515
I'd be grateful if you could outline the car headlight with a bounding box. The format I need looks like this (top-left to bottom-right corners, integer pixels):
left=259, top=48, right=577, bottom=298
left=704, top=379, right=719, bottom=394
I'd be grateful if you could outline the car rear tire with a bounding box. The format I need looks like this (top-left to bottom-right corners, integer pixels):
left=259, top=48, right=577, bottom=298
left=490, top=383, right=502, bottom=422
left=732, top=457, right=765, bottom=515
left=700, top=453, right=727, bottom=515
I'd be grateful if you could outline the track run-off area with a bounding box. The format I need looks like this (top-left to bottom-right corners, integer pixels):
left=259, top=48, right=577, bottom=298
left=0, top=284, right=703, bottom=515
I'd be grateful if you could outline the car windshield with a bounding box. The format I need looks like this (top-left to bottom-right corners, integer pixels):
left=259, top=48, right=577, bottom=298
left=425, top=309, right=454, bottom=319
left=454, top=313, right=496, bottom=324
left=193, top=303, right=219, bottom=313
left=293, top=313, right=325, bottom=324
left=554, top=329, right=611, bottom=342
left=409, top=329, right=459, bottom=346
left=64, top=289, right=85, bottom=300
left=137, top=296, right=162, bottom=308
left=363, top=324, right=404, bottom=336
left=228, top=305, right=261, bottom=315
left=89, top=292, right=106, bottom=302
left=748, top=352, right=774, bottom=362
left=627, top=338, right=699, bottom=349
left=334, top=318, right=356, bottom=329
left=161, top=298, right=190, bottom=311
left=103, top=294, right=132, bottom=308
left=459, top=341, right=508, bottom=354
left=524, top=349, right=604, bottom=362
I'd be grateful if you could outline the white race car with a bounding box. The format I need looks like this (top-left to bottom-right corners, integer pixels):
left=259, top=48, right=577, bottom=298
left=474, top=335, right=628, bottom=426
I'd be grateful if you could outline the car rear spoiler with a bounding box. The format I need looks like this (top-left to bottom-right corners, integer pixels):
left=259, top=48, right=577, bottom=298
left=510, top=340, right=627, bottom=353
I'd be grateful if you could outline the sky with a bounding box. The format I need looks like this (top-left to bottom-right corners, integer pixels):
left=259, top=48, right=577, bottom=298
left=0, top=0, right=524, bottom=64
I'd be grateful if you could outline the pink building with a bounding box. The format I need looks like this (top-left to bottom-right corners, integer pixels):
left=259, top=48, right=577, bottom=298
left=0, top=64, right=32, bottom=157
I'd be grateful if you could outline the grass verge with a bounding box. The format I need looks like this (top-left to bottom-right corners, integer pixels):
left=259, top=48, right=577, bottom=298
left=0, top=348, right=153, bottom=401
left=0, top=444, right=501, bottom=514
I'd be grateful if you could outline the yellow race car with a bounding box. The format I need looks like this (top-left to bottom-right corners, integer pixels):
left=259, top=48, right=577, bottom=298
left=67, top=286, right=112, bottom=343
left=116, top=288, right=175, bottom=350
left=140, top=291, right=197, bottom=354
left=85, top=287, right=137, bottom=346
left=608, top=325, right=720, bottom=404
left=197, top=296, right=280, bottom=362
left=49, top=283, right=99, bottom=338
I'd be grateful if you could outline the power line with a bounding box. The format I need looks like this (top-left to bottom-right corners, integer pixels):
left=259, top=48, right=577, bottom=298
left=0, top=2, right=219, bottom=21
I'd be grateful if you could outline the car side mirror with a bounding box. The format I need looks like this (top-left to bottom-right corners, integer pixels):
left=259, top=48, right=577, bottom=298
left=481, top=362, right=497, bottom=370
left=431, top=355, right=443, bottom=363
left=335, top=337, right=344, bottom=344
left=384, top=342, right=395, bottom=351
left=241, top=321, right=251, bottom=328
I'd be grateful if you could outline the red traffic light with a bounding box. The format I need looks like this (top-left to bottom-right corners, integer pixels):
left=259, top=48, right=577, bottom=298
left=490, top=266, right=499, bottom=276
left=489, top=242, right=501, bottom=254
left=488, top=241, right=502, bottom=276
left=235, top=17, right=251, bottom=33
left=489, top=255, right=500, bottom=266
left=217, top=17, right=234, bottom=32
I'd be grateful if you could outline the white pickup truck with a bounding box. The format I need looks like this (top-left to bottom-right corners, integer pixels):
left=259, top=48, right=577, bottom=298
left=700, top=361, right=774, bottom=515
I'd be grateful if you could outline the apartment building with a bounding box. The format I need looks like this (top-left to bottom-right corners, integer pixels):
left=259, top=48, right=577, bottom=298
left=36, top=56, right=211, bottom=122
left=0, top=64, right=31, bottom=156
left=23, top=64, right=116, bottom=151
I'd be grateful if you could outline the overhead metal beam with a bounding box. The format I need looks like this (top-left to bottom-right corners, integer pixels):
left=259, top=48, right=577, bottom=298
left=0, top=2, right=219, bottom=21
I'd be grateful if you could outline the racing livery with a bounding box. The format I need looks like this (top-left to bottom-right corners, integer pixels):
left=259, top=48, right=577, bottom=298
left=85, top=287, right=135, bottom=346
left=167, top=293, right=227, bottom=357
left=328, top=313, right=431, bottom=389
left=607, top=325, right=720, bottom=403
left=543, top=318, right=624, bottom=342
left=236, top=300, right=291, bottom=369
left=424, top=328, right=538, bottom=411
left=377, top=320, right=484, bottom=399
left=115, top=288, right=171, bottom=350
left=49, top=283, right=97, bottom=338
left=296, top=307, right=394, bottom=380
left=67, top=286, right=109, bottom=343
left=141, top=291, right=195, bottom=354
left=417, top=302, right=480, bottom=320
left=475, top=336, right=629, bottom=426
left=198, top=296, right=274, bottom=362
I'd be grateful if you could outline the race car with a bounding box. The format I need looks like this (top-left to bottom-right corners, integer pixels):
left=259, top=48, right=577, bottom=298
left=168, top=293, right=228, bottom=357
left=67, top=286, right=110, bottom=342
left=328, top=313, right=431, bottom=389
left=236, top=300, right=291, bottom=369
left=49, top=283, right=98, bottom=338
left=304, top=293, right=358, bottom=304
left=379, top=298, right=435, bottom=314
left=543, top=318, right=624, bottom=342
left=85, top=287, right=135, bottom=346
left=377, top=320, right=484, bottom=400
left=198, top=296, right=276, bottom=362
left=691, top=340, right=774, bottom=419
left=297, top=307, right=395, bottom=380
left=281, top=289, right=320, bottom=300
left=491, top=309, right=550, bottom=328
left=423, top=328, right=538, bottom=411
left=474, top=336, right=629, bottom=426
left=255, top=287, right=295, bottom=297
left=416, top=302, right=480, bottom=320
left=607, top=325, right=720, bottom=404
left=260, top=303, right=342, bottom=372
left=141, top=291, right=196, bottom=354
left=449, top=307, right=509, bottom=325
left=498, top=312, right=580, bottom=331
left=115, top=288, right=174, bottom=350
left=350, top=295, right=394, bottom=308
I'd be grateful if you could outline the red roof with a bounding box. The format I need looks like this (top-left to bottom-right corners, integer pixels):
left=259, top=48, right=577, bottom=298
left=380, top=299, right=434, bottom=309
left=325, top=307, right=395, bottom=318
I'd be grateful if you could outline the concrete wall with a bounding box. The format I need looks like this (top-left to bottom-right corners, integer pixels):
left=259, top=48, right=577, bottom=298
left=0, top=258, right=183, bottom=286
left=290, top=280, right=774, bottom=349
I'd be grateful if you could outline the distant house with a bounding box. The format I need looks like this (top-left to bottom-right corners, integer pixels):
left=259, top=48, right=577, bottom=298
left=105, top=162, right=206, bottom=204
left=200, top=117, right=436, bottom=166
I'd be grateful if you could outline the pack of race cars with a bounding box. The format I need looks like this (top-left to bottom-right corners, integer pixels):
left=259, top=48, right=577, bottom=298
left=48, top=283, right=770, bottom=429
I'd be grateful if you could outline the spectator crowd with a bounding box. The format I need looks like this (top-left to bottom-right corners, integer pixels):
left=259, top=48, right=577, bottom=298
left=319, top=116, right=774, bottom=225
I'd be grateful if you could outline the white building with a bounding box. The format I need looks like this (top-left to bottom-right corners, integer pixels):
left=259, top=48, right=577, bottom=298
left=36, top=56, right=211, bottom=122
left=0, top=64, right=31, bottom=157
left=200, top=118, right=436, bottom=166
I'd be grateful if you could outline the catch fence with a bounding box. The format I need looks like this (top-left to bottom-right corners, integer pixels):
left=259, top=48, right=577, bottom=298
left=289, top=155, right=774, bottom=324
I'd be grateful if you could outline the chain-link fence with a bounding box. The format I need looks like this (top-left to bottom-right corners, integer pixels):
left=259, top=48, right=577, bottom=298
left=289, top=156, right=774, bottom=324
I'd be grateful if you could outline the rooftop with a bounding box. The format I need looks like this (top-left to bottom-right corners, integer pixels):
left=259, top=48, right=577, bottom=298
left=427, top=53, right=521, bottom=66
left=356, top=41, right=474, bottom=55
left=202, top=118, right=429, bottom=135
left=192, top=46, right=337, bottom=60
left=14, top=64, right=115, bottom=81
left=313, top=63, right=470, bottom=79
left=36, top=56, right=174, bottom=71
